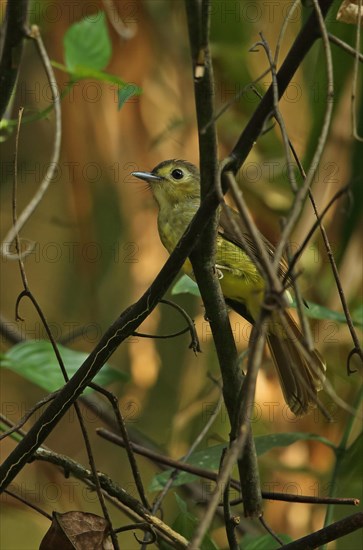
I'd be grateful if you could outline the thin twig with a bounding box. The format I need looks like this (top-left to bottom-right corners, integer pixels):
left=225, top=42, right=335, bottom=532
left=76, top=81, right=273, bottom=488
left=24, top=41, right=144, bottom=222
left=222, top=449, right=239, bottom=550
left=308, top=189, right=363, bottom=363
left=1, top=25, right=62, bottom=259
left=257, top=32, right=297, bottom=192
left=328, top=33, right=363, bottom=63
left=33, top=448, right=189, bottom=549
left=4, top=489, right=52, bottom=521
left=222, top=171, right=282, bottom=293
left=274, top=0, right=301, bottom=67
left=0, top=392, right=58, bottom=441
left=351, top=0, right=363, bottom=141
left=188, top=313, right=269, bottom=548
left=256, top=32, right=316, bottom=352
left=284, top=236, right=315, bottom=353
left=160, top=299, right=200, bottom=352
left=229, top=0, right=334, bottom=173
left=286, top=129, right=362, bottom=362
left=259, top=515, right=285, bottom=546
left=273, top=0, right=335, bottom=265
left=202, top=67, right=272, bottom=132
left=96, top=428, right=359, bottom=507
left=151, top=394, right=223, bottom=514
left=88, top=383, right=150, bottom=510
left=284, top=186, right=349, bottom=281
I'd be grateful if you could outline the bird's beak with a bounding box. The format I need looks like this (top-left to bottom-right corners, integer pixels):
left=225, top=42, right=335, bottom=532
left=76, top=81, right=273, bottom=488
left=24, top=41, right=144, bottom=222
left=132, top=171, right=162, bottom=183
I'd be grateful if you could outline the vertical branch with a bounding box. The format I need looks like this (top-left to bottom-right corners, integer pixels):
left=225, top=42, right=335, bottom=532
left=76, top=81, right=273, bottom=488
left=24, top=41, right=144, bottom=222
left=189, top=309, right=269, bottom=549
left=0, top=0, right=29, bottom=120
left=185, top=0, right=262, bottom=524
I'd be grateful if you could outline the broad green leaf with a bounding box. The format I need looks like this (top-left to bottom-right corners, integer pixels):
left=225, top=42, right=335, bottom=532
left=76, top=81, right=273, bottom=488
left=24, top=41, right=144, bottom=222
left=1, top=340, right=128, bottom=393
left=150, top=433, right=334, bottom=491
left=240, top=533, right=293, bottom=549
left=64, top=12, right=111, bottom=72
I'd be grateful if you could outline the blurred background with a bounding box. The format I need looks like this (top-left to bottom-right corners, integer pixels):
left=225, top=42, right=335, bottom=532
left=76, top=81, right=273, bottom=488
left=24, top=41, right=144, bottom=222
left=0, top=0, right=362, bottom=548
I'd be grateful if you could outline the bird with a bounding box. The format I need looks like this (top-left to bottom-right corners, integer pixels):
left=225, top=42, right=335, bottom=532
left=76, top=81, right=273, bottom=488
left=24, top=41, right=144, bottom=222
left=132, top=159, right=326, bottom=415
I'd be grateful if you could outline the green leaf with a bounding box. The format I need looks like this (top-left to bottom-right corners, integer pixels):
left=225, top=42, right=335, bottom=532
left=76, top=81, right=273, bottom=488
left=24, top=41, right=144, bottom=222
left=172, top=275, right=200, bottom=297
left=159, top=494, right=219, bottom=550
left=51, top=61, right=142, bottom=97
left=118, top=84, right=139, bottom=109
left=174, top=492, right=188, bottom=515
left=150, top=433, right=334, bottom=491
left=293, top=300, right=363, bottom=327
left=149, top=444, right=226, bottom=492
left=1, top=340, right=128, bottom=393
left=351, top=304, right=363, bottom=328
left=64, top=12, right=111, bottom=72
left=171, top=277, right=361, bottom=327
left=240, top=533, right=293, bottom=549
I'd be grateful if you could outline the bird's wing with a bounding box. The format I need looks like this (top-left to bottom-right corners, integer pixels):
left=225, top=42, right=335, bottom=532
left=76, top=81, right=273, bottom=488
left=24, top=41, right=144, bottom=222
left=219, top=205, right=290, bottom=282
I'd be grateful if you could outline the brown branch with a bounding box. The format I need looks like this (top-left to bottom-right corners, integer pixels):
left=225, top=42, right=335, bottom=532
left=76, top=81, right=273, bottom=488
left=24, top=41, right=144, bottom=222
left=97, top=428, right=360, bottom=508
left=33, top=448, right=188, bottom=549
left=280, top=512, right=363, bottom=549
left=89, top=384, right=150, bottom=511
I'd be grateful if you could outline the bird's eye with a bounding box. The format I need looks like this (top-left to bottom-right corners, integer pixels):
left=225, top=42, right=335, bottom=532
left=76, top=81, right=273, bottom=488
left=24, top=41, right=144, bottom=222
left=171, top=168, right=184, bottom=180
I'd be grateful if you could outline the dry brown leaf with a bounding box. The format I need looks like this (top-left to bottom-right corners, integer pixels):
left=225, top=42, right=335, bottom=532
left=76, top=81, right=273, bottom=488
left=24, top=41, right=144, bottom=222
left=337, top=0, right=363, bottom=24
left=39, top=511, right=113, bottom=550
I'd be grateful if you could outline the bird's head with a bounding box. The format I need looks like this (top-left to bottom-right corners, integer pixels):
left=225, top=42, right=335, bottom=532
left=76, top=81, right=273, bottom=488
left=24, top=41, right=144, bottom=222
left=132, top=159, right=200, bottom=208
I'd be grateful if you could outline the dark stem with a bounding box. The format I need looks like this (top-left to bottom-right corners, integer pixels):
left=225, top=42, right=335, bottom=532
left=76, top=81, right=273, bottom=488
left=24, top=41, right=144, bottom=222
left=0, top=0, right=29, bottom=120
left=185, top=0, right=262, bottom=519
left=280, top=512, right=363, bottom=549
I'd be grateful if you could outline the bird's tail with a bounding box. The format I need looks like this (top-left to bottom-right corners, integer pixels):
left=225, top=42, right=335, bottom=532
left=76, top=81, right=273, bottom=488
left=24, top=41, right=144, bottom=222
left=267, top=310, right=326, bottom=416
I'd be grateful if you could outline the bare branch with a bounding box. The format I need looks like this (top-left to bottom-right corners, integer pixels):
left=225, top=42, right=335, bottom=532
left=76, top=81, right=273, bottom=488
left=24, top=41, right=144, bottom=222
left=1, top=25, right=62, bottom=260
